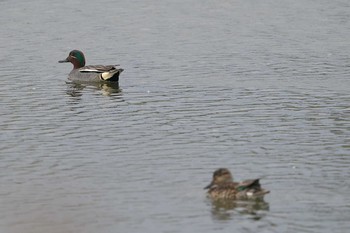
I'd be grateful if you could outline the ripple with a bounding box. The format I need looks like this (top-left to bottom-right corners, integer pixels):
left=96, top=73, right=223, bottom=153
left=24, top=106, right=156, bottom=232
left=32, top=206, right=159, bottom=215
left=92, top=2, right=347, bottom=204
left=1, top=0, right=350, bottom=233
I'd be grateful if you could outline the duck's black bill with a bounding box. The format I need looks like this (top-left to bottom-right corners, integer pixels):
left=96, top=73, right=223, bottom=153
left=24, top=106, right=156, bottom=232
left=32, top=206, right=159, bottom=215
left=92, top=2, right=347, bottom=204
left=204, top=182, right=213, bottom=190
left=58, top=59, right=69, bottom=63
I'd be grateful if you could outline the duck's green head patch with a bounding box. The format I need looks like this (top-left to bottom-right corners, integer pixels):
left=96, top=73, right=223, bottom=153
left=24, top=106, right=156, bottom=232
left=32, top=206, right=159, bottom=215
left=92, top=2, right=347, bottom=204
left=69, top=50, right=86, bottom=67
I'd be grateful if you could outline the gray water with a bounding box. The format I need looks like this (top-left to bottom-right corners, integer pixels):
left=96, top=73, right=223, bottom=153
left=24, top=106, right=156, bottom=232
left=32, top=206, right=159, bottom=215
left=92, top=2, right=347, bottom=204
left=1, top=0, right=350, bottom=232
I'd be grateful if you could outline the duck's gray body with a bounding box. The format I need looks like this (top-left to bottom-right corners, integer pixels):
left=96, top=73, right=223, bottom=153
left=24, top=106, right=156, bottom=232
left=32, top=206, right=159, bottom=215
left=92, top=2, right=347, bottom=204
left=68, top=65, right=124, bottom=82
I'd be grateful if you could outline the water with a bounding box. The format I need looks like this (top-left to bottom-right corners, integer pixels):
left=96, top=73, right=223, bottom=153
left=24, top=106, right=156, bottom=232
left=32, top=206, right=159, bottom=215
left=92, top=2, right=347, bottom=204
left=1, top=0, right=350, bottom=232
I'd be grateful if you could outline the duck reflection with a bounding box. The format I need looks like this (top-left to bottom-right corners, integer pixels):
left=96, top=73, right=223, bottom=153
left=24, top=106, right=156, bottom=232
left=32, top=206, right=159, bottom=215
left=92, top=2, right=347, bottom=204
left=209, top=198, right=269, bottom=221
left=66, top=81, right=122, bottom=97
left=98, top=82, right=122, bottom=96
left=66, top=82, right=85, bottom=98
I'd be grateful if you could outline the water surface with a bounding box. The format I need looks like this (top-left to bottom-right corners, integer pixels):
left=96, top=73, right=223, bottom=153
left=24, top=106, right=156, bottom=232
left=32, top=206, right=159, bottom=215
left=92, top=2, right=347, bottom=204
left=1, top=0, right=350, bottom=232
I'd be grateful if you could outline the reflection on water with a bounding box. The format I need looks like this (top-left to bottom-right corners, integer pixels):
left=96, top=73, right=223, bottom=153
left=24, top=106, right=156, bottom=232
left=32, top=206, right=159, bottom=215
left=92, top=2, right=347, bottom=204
left=66, top=82, right=85, bottom=98
left=66, top=81, right=122, bottom=97
left=210, top=198, right=269, bottom=221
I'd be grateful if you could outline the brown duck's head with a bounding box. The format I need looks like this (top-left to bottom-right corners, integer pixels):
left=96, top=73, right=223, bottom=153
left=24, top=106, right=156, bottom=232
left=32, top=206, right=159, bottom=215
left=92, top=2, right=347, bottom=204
left=204, top=168, right=233, bottom=189
left=59, top=50, right=86, bottom=69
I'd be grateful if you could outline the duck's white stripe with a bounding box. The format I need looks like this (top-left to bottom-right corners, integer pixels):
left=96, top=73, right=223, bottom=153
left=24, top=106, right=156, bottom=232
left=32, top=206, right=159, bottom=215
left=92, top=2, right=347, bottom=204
left=79, top=68, right=103, bottom=73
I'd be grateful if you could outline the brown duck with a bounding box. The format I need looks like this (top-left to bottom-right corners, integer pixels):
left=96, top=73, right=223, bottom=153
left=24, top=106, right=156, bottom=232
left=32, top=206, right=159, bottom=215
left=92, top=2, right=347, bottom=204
left=204, top=168, right=270, bottom=200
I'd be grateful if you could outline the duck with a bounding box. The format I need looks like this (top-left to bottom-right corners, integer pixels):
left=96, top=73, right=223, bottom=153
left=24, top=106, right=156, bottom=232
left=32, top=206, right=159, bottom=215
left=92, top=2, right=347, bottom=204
left=204, top=168, right=270, bottom=200
left=59, top=50, right=124, bottom=82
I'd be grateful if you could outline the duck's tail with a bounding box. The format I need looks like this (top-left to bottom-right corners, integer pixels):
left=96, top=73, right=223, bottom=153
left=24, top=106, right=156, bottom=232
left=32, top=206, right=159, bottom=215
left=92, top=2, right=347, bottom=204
left=101, top=68, right=124, bottom=82
left=254, top=188, right=270, bottom=196
left=238, top=179, right=270, bottom=198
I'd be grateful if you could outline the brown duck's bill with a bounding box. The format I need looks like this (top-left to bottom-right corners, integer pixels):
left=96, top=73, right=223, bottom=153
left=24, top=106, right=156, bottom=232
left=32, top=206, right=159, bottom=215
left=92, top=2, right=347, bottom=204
left=204, top=181, right=214, bottom=189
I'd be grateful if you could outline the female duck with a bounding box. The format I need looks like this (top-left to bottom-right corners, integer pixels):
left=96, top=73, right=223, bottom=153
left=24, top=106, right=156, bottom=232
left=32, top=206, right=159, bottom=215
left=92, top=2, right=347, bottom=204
left=59, top=50, right=123, bottom=82
left=204, top=168, right=270, bottom=200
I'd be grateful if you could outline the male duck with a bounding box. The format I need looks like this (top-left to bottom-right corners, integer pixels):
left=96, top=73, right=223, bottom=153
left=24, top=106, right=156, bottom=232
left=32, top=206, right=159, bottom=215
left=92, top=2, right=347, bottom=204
left=204, top=168, right=270, bottom=200
left=59, top=50, right=124, bottom=82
